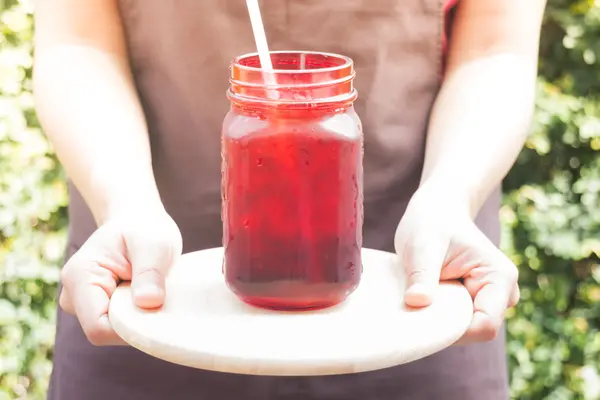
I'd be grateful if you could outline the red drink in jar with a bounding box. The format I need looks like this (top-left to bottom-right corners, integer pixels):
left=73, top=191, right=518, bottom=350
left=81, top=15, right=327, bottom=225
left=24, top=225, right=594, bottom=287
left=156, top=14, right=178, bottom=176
left=222, top=51, right=363, bottom=310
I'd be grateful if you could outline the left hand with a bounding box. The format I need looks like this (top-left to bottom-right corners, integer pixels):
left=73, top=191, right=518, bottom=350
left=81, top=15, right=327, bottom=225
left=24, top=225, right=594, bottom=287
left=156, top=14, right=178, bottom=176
left=395, top=182, right=520, bottom=344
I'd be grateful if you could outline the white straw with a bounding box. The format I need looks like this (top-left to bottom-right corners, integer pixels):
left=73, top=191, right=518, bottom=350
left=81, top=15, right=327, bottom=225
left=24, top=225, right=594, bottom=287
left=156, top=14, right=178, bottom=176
left=245, top=0, right=279, bottom=99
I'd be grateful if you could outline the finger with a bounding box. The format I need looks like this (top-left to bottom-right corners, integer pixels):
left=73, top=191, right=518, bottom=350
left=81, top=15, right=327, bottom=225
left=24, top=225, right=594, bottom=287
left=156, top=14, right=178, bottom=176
left=59, top=287, right=75, bottom=315
left=462, top=258, right=518, bottom=343
left=446, top=223, right=519, bottom=343
left=126, top=225, right=182, bottom=309
left=62, top=256, right=126, bottom=346
left=401, top=234, right=450, bottom=308
left=73, top=282, right=126, bottom=346
left=61, top=281, right=125, bottom=345
left=59, top=260, right=76, bottom=315
left=508, top=283, right=520, bottom=308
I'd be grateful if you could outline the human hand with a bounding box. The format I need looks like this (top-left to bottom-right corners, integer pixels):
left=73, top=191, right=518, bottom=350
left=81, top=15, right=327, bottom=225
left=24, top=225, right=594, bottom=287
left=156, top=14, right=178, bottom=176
left=59, top=208, right=183, bottom=346
left=395, top=182, right=519, bottom=344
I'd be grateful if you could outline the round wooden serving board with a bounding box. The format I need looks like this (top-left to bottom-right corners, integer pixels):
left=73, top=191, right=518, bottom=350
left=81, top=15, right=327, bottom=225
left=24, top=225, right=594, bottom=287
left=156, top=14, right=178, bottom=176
left=108, top=247, right=473, bottom=376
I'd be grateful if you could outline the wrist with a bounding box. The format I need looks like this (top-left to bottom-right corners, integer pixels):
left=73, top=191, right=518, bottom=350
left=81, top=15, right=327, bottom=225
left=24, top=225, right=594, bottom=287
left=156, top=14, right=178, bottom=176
left=417, top=175, right=478, bottom=220
left=101, top=192, right=165, bottom=225
left=89, top=166, right=165, bottom=226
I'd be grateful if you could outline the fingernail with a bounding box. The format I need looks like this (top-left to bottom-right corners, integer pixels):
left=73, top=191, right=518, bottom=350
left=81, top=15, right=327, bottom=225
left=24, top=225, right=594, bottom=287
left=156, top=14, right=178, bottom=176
left=468, top=312, right=499, bottom=342
left=405, top=283, right=434, bottom=307
left=133, top=283, right=164, bottom=309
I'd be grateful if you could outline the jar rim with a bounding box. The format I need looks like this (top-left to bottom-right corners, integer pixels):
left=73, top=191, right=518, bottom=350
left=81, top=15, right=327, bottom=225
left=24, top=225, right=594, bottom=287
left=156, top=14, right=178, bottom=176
left=228, top=50, right=357, bottom=107
left=231, top=50, right=353, bottom=75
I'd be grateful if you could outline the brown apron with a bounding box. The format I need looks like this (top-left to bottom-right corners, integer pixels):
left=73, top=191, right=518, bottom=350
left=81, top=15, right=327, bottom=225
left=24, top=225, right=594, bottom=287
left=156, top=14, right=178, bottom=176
left=48, top=1, right=509, bottom=399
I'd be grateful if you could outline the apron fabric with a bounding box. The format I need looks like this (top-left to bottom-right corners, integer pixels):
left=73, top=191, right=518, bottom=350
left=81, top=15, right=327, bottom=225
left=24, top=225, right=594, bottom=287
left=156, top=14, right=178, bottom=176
left=48, top=1, right=509, bottom=399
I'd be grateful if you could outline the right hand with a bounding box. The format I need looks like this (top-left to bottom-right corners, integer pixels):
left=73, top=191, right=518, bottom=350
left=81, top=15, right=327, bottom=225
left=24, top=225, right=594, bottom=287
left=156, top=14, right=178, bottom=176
left=59, top=208, right=183, bottom=346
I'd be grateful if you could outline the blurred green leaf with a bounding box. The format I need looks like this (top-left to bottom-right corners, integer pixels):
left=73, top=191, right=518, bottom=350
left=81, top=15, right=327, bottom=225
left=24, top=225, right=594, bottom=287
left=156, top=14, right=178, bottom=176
left=1, top=0, right=65, bottom=398
left=504, top=2, right=600, bottom=399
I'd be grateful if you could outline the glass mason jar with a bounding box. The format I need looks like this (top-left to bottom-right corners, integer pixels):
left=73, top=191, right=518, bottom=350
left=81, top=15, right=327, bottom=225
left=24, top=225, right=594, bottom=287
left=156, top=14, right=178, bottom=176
left=221, top=51, right=363, bottom=311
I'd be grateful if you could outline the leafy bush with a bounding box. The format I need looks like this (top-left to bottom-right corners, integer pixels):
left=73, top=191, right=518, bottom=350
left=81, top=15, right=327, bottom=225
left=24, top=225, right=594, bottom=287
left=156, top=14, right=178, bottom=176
left=503, top=2, right=600, bottom=399
left=0, top=0, right=67, bottom=398
left=0, top=0, right=598, bottom=399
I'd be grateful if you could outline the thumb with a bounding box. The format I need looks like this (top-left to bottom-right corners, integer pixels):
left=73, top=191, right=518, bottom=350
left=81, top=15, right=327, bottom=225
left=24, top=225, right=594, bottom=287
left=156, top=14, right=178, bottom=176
left=400, top=234, right=450, bottom=308
left=125, top=220, right=183, bottom=309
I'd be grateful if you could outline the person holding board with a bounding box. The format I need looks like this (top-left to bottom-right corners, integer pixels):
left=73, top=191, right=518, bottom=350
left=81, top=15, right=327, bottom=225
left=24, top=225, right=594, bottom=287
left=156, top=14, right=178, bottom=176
left=33, top=0, right=546, bottom=399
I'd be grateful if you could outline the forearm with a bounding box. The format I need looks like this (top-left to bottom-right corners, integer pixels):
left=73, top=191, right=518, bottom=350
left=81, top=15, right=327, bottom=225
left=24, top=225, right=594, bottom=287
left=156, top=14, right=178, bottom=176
left=420, top=54, right=537, bottom=217
left=34, top=47, right=161, bottom=225
left=33, top=0, right=162, bottom=225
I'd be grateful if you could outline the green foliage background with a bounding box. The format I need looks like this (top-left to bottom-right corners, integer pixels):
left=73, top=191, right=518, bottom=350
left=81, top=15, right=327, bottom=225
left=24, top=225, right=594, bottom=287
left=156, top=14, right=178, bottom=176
left=0, top=0, right=598, bottom=398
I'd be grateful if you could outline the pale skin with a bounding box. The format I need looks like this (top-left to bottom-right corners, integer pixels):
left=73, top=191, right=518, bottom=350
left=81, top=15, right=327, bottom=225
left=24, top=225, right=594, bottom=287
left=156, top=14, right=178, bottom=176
left=33, top=0, right=547, bottom=346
